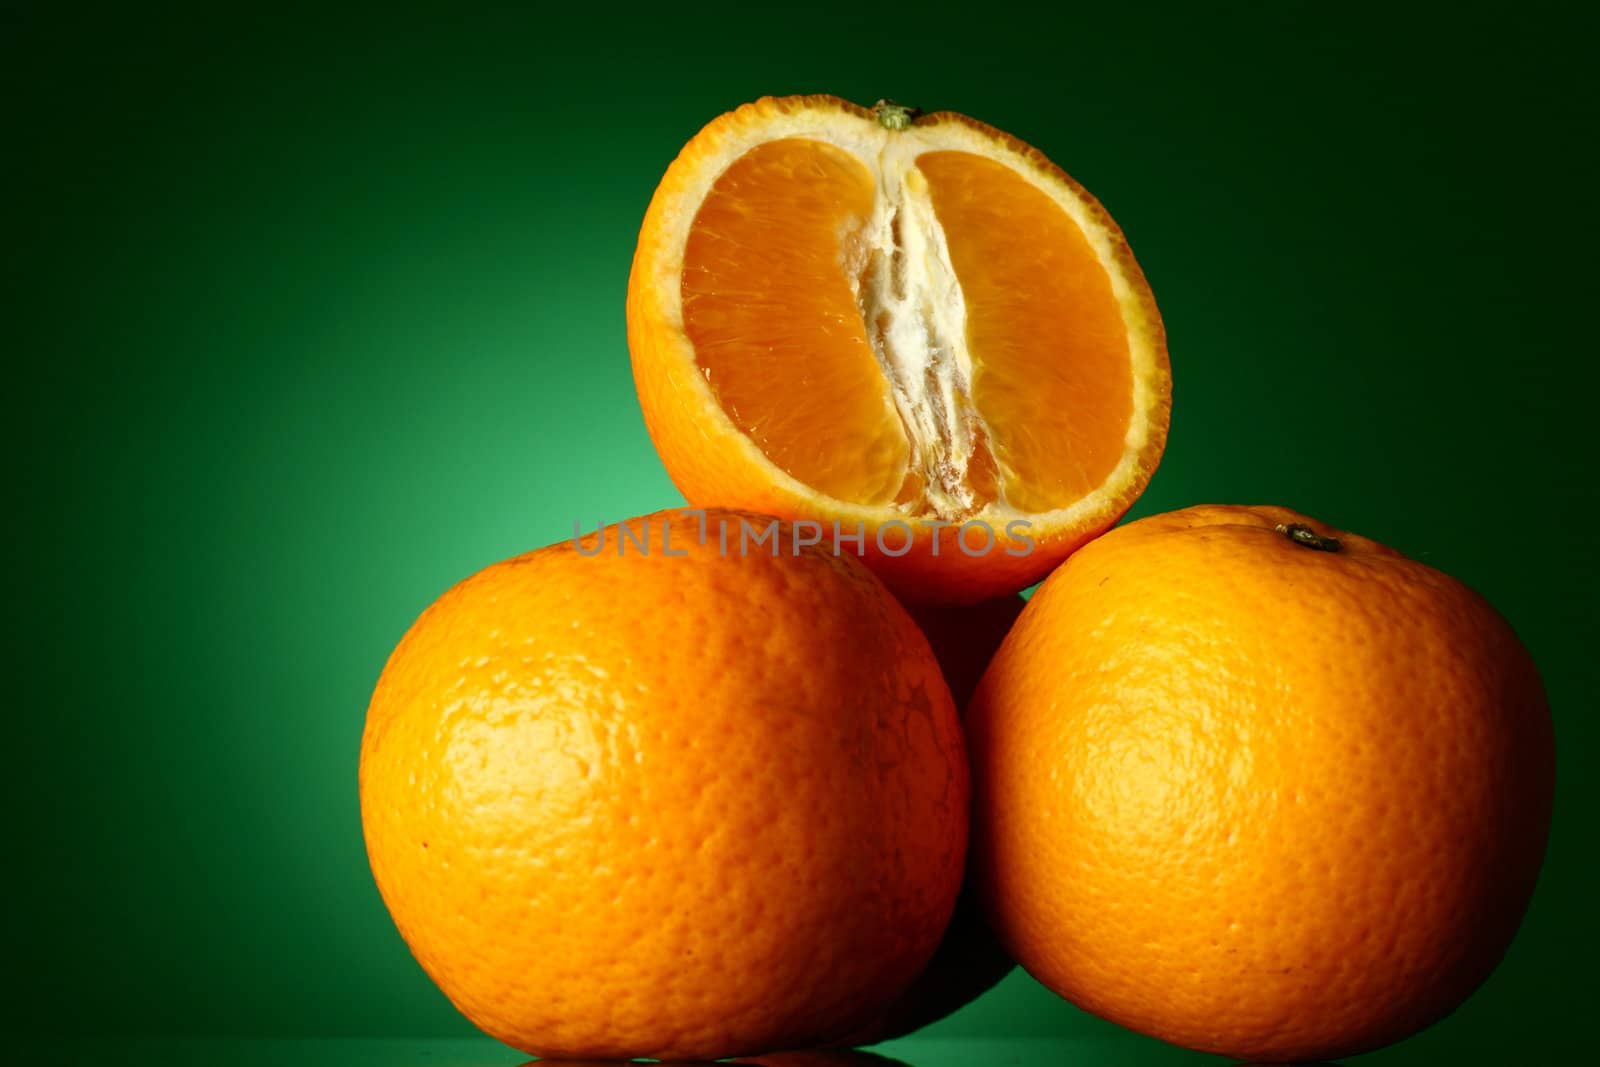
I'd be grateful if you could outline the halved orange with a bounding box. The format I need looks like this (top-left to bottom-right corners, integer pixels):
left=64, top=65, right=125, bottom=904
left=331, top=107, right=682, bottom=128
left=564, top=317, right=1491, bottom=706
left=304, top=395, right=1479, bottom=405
left=627, top=95, right=1170, bottom=602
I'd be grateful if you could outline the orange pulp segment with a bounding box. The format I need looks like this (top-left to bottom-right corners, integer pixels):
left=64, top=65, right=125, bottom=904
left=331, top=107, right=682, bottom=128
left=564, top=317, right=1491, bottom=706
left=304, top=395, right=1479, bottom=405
left=682, top=137, right=1136, bottom=520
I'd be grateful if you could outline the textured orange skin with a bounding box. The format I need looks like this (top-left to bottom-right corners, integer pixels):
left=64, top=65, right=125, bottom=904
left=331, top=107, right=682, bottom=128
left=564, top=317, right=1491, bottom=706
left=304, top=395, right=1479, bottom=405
left=845, top=597, right=1026, bottom=1044
left=626, top=95, right=1170, bottom=606
left=968, top=505, right=1555, bottom=1062
left=360, top=508, right=968, bottom=1061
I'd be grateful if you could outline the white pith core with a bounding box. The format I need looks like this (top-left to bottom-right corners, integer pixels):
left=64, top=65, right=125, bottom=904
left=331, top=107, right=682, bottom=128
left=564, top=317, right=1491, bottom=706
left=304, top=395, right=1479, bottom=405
left=846, top=159, right=998, bottom=521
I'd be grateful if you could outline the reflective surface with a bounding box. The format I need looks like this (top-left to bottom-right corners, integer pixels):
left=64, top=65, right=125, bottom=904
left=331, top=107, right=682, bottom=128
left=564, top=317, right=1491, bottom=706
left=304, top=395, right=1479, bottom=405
left=2, top=1040, right=1197, bottom=1067
left=11, top=1034, right=1588, bottom=1067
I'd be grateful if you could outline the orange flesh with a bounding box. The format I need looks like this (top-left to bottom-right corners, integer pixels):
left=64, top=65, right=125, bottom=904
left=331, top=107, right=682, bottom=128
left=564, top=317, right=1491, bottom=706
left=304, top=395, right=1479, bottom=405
left=916, top=152, right=1133, bottom=512
left=681, top=139, right=909, bottom=506
left=682, top=138, right=1134, bottom=516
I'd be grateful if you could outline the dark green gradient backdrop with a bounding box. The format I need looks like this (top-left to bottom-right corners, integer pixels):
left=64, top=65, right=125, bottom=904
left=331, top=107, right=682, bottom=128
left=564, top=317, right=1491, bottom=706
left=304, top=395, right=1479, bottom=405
left=5, top=0, right=1594, bottom=1057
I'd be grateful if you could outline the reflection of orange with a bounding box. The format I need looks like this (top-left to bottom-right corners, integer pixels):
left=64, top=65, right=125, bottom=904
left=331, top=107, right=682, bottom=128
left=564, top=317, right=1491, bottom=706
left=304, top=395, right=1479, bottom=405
left=740, top=1050, right=914, bottom=1067
left=628, top=95, right=1170, bottom=603
left=521, top=1049, right=912, bottom=1067
left=361, top=508, right=968, bottom=1060
left=969, top=505, right=1555, bottom=1062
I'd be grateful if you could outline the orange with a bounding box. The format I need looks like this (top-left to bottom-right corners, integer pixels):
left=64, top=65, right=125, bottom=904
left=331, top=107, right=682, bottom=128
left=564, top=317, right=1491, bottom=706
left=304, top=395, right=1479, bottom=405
left=910, top=597, right=1028, bottom=711
left=846, top=596, right=1026, bottom=1044
left=360, top=507, right=968, bottom=1060
left=967, top=505, right=1554, bottom=1061
left=627, top=95, right=1170, bottom=604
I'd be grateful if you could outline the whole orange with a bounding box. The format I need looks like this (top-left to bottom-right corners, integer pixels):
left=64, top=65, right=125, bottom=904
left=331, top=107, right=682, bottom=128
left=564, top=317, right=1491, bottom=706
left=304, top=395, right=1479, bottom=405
left=845, top=596, right=1026, bottom=1044
left=968, top=505, right=1554, bottom=1062
left=360, top=507, right=968, bottom=1060
left=909, top=596, right=1029, bottom=711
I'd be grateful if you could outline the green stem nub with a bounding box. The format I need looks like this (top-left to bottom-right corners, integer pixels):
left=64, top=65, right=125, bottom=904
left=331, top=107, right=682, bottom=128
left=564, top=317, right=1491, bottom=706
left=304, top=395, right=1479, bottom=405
left=1276, top=523, right=1342, bottom=552
left=873, top=99, right=921, bottom=130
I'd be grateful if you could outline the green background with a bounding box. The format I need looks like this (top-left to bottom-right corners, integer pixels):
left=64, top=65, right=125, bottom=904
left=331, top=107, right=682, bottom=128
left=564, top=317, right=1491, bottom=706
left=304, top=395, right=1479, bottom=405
left=6, top=1, right=1595, bottom=1062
